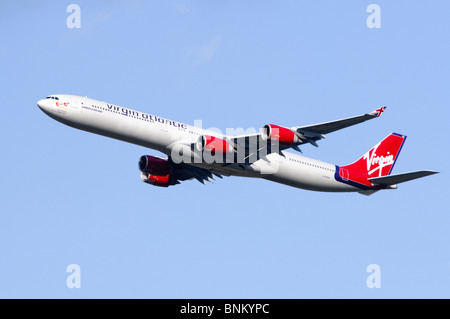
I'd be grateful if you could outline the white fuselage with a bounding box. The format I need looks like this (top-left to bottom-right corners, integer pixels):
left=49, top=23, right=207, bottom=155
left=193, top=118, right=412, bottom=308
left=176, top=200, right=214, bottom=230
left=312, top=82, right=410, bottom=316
left=37, top=94, right=358, bottom=193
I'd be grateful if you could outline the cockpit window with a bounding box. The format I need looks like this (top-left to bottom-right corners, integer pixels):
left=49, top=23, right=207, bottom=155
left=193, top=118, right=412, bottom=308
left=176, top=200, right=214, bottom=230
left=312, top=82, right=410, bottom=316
left=45, top=96, right=59, bottom=100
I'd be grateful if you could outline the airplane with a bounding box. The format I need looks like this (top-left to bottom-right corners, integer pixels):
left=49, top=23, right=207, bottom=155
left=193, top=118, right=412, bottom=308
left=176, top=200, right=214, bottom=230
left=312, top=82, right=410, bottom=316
left=37, top=94, right=437, bottom=195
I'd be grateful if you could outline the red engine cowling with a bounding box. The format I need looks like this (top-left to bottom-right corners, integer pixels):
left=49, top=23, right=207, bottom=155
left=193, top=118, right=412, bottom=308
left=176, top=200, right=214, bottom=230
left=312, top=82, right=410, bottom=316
left=140, top=172, right=171, bottom=187
left=139, top=155, right=170, bottom=175
left=262, top=124, right=297, bottom=145
left=197, top=135, right=233, bottom=156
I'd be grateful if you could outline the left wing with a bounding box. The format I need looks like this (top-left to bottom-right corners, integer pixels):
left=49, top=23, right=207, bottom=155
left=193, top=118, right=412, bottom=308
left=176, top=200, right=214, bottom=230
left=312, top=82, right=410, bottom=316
left=171, top=160, right=224, bottom=185
left=139, top=154, right=224, bottom=187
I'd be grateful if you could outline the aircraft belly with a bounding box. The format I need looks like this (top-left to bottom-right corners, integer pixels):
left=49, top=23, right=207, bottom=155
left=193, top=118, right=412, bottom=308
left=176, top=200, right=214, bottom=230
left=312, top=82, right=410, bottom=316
left=265, top=156, right=356, bottom=192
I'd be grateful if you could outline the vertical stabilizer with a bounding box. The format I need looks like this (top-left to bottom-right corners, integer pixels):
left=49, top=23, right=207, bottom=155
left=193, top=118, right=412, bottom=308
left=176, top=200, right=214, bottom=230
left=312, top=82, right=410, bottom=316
left=337, top=133, right=407, bottom=188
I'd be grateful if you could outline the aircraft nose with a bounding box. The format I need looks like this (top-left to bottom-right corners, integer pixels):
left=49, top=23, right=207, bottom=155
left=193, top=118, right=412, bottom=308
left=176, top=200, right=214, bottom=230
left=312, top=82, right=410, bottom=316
left=37, top=98, right=50, bottom=112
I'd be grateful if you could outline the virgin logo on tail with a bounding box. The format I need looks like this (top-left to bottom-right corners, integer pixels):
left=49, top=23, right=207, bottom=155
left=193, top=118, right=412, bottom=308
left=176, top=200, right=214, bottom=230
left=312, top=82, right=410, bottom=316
left=340, top=133, right=405, bottom=186
left=363, top=142, right=395, bottom=177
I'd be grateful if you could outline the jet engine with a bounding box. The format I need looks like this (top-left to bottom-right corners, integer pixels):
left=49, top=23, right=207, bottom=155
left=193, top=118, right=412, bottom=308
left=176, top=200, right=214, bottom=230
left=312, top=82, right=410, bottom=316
left=140, top=172, right=171, bottom=187
left=138, top=155, right=171, bottom=175
left=138, top=155, right=174, bottom=187
left=262, top=124, right=300, bottom=145
left=196, top=135, right=233, bottom=156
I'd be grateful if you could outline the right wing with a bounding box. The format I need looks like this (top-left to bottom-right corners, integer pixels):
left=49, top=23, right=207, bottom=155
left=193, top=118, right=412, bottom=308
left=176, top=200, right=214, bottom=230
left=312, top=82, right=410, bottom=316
left=166, top=107, right=388, bottom=169
left=228, top=106, right=387, bottom=155
left=291, top=106, right=387, bottom=147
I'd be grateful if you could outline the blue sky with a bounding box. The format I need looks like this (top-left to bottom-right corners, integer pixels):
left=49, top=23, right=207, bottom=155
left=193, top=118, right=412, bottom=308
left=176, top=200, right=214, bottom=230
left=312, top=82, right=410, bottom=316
left=0, top=1, right=448, bottom=298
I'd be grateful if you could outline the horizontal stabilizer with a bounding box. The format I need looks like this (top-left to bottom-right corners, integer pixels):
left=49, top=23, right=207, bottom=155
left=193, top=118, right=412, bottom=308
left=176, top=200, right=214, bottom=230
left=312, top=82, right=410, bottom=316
left=368, top=170, right=438, bottom=185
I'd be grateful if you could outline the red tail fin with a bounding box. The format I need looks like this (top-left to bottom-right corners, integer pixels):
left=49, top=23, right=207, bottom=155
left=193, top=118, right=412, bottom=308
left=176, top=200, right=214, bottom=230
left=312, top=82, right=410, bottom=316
left=338, top=133, right=407, bottom=187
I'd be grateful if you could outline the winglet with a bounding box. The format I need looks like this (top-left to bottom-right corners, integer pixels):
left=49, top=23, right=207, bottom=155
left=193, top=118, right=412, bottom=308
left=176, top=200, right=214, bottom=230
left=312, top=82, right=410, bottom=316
left=368, top=106, right=387, bottom=117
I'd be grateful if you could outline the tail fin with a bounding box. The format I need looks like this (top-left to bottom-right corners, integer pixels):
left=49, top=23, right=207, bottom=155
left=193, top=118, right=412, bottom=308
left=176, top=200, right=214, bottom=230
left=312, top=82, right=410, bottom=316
left=338, top=133, right=406, bottom=187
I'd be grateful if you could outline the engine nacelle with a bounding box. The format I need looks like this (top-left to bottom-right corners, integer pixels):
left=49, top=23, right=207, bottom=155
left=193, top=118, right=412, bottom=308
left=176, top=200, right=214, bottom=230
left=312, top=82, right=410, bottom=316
left=138, top=155, right=170, bottom=175
left=140, top=172, right=171, bottom=187
left=262, top=124, right=298, bottom=145
left=196, top=135, right=233, bottom=156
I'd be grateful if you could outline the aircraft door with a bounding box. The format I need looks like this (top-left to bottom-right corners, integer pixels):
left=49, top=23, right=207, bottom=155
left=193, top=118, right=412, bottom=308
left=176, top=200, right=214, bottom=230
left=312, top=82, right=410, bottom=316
left=340, top=167, right=349, bottom=181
